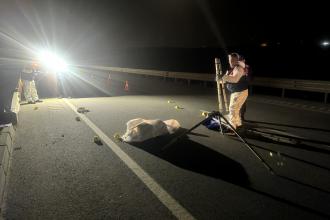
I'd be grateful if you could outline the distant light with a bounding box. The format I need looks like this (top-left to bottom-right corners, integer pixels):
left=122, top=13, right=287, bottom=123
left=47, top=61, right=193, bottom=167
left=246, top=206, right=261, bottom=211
left=260, top=43, right=268, bottom=47
left=321, top=41, right=329, bottom=47
left=37, top=50, right=68, bottom=72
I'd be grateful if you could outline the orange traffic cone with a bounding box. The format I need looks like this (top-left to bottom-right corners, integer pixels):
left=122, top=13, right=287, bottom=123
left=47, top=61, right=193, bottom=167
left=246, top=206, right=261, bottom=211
left=124, top=80, right=129, bottom=91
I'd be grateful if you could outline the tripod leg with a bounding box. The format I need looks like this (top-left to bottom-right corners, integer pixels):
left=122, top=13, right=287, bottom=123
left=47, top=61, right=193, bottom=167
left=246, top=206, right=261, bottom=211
left=162, top=115, right=215, bottom=150
left=216, top=80, right=223, bottom=112
left=221, top=81, right=229, bottom=112
left=219, top=114, right=275, bottom=174
left=217, top=115, right=223, bottom=135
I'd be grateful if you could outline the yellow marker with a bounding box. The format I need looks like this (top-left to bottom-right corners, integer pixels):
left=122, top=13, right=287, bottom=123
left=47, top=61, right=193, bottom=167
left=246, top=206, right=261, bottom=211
left=77, top=107, right=89, bottom=113
left=167, top=100, right=175, bottom=104
left=201, top=111, right=208, bottom=117
left=174, top=105, right=184, bottom=110
left=93, top=136, right=103, bottom=145
left=113, top=133, right=123, bottom=142
left=199, top=110, right=211, bottom=117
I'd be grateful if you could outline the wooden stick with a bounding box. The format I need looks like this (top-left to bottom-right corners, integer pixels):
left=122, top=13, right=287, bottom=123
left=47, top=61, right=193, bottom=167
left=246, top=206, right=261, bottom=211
left=215, top=58, right=229, bottom=113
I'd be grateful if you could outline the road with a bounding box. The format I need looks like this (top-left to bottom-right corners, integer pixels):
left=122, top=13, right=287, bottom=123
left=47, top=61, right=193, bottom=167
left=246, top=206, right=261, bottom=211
left=2, top=72, right=330, bottom=219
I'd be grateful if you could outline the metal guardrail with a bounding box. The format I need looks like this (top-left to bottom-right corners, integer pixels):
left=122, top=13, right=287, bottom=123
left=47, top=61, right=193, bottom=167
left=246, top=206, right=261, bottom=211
left=250, top=77, right=330, bottom=102
left=91, top=65, right=330, bottom=103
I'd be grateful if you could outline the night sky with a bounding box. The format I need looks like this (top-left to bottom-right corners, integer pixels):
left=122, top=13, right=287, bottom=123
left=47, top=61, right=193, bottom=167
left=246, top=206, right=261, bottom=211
left=0, top=0, right=329, bottom=77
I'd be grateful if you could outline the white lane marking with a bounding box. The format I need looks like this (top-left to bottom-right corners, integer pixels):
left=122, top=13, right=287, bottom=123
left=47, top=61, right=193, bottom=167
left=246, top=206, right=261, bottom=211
left=63, top=99, right=195, bottom=220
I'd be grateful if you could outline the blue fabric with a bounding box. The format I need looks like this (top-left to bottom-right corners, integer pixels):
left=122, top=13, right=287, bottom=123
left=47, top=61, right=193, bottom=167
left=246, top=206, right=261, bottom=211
left=202, top=117, right=220, bottom=130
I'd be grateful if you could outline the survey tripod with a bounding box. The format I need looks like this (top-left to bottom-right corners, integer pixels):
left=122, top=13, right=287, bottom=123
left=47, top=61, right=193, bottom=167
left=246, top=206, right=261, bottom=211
left=165, top=111, right=330, bottom=204
left=163, top=56, right=273, bottom=174
left=162, top=108, right=330, bottom=195
left=162, top=110, right=275, bottom=175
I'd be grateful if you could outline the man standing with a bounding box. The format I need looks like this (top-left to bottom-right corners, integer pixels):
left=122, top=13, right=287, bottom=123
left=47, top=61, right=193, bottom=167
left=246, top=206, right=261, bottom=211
left=21, top=64, right=42, bottom=104
left=220, top=53, right=249, bottom=133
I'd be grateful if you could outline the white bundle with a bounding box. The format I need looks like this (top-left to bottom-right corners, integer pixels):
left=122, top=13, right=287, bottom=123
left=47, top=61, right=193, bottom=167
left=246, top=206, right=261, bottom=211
left=121, top=118, right=180, bottom=143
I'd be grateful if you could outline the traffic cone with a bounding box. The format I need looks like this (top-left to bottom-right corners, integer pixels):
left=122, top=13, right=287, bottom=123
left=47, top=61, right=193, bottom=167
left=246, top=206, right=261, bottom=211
left=124, top=80, right=129, bottom=91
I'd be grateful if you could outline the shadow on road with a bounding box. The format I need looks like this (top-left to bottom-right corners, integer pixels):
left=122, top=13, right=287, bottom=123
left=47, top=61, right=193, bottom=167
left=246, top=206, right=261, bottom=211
left=129, top=130, right=250, bottom=186
left=242, top=124, right=330, bottom=155
left=226, top=125, right=330, bottom=194
left=128, top=131, right=330, bottom=218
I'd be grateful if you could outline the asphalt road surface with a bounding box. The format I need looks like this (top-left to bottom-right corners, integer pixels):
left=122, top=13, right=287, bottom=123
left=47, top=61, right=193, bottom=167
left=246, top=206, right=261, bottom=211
left=2, top=72, right=330, bottom=219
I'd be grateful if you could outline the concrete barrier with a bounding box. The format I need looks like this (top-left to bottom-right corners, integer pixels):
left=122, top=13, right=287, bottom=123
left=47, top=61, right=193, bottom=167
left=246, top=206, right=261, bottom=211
left=0, top=80, right=20, bottom=208
left=0, top=125, right=15, bottom=206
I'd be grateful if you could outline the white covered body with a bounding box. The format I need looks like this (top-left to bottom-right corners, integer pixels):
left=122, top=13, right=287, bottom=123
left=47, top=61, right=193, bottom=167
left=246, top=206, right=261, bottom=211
left=122, top=118, right=180, bottom=143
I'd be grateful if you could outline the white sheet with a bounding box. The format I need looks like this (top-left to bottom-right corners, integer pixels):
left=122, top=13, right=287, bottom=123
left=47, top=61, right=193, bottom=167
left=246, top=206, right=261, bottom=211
left=121, top=118, right=180, bottom=143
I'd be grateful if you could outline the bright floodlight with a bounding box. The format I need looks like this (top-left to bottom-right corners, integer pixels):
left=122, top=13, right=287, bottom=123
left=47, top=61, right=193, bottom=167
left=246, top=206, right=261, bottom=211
left=38, top=50, right=68, bottom=72
left=321, top=41, right=329, bottom=47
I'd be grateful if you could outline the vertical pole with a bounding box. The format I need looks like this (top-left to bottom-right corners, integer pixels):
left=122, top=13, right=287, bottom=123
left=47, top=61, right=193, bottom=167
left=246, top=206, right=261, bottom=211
left=215, top=58, right=223, bottom=112
left=221, top=77, right=229, bottom=112
left=281, top=88, right=285, bottom=98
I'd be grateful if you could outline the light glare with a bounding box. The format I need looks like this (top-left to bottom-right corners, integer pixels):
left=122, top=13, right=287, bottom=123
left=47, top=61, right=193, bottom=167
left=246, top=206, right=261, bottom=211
left=38, top=50, right=68, bottom=72
left=321, top=41, right=329, bottom=47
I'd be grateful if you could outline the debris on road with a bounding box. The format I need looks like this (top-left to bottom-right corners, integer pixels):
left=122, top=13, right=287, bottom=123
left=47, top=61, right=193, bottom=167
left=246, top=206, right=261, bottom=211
left=174, top=105, right=184, bottom=110
left=77, top=107, right=90, bottom=114
left=167, top=100, right=175, bottom=104
left=61, top=134, right=64, bottom=137
left=200, top=110, right=211, bottom=117
left=34, top=106, right=38, bottom=110
left=113, top=133, right=123, bottom=142
left=201, top=111, right=208, bottom=117
left=94, top=135, right=103, bottom=145
left=75, top=116, right=81, bottom=121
